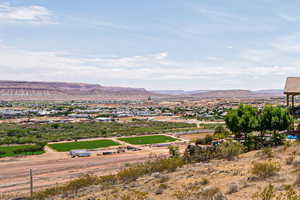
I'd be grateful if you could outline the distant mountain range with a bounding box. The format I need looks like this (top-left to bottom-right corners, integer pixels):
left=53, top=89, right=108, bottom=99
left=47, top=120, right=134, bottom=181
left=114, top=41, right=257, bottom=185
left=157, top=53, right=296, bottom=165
left=0, top=81, right=155, bottom=101
left=151, top=89, right=284, bottom=97
left=0, top=80, right=284, bottom=101
left=150, top=90, right=208, bottom=95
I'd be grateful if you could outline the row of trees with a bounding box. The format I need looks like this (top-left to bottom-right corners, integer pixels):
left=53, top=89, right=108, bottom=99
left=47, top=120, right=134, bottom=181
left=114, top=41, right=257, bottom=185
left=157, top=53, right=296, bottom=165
left=225, top=104, right=293, bottom=150
left=12, top=142, right=47, bottom=154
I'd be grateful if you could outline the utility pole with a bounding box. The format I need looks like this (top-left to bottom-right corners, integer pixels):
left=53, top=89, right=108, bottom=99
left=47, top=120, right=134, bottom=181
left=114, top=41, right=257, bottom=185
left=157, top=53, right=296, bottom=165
left=30, top=169, right=33, bottom=197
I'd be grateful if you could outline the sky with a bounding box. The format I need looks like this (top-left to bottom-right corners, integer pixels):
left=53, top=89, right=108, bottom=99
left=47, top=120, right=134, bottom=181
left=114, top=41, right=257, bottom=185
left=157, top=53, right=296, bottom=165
left=0, top=0, right=300, bottom=90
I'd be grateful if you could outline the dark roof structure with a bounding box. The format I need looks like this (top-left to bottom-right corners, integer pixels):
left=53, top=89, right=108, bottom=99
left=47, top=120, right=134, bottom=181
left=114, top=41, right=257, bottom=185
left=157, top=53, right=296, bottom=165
left=284, top=77, right=300, bottom=95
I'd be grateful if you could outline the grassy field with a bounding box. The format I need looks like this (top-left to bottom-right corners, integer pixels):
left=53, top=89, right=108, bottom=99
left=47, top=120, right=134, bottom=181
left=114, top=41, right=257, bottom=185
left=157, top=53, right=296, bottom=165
left=48, top=140, right=120, bottom=152
left=118, top=135, right=177, bottom=145
left=0, top=145, right=44, bottom=158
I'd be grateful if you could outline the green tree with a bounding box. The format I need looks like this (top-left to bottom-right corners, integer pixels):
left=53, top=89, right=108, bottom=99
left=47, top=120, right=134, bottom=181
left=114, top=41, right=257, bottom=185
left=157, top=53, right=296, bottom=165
left=225, top=104, right=257, bottom=139
left=257, top=105, right=293, bottom=146
left=225, top=104, right=258, bottom=151
left=258, top=105, right=293, bottom=134
left=271, top=106, right=293, bottom=132
left=257, top=104, right=273, bottom=135
left=225, top=110, right=241, bottom=138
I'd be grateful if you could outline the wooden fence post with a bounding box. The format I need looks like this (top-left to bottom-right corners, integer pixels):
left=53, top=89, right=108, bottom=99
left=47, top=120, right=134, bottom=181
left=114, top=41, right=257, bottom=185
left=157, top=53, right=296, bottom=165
left=30, top=168, right=33, bottom=197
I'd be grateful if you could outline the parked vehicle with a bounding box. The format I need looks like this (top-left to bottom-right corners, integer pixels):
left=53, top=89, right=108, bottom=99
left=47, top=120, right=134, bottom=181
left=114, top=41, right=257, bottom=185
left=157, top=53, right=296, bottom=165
left=126, top=146, right=141, bottom=151
left=102, top=151, right=114, bottom=155
left=69, top=150, right=91, bottom=158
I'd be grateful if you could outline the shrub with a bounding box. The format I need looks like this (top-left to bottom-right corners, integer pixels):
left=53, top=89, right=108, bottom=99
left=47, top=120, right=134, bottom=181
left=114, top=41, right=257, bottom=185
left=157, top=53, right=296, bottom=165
left=195, top=138, right=205, bottom=145
left=117, top=156, right=185, bottom=183
left=119, top=189, right=148, bottom=200
left=118, top=165, right=145, bottom=183
left=217, top=140, right=244, bottom=160
left=227, top=183, right=239, bottom=194
left=158, top=183, right=168, bottom=190
left=107, top=189, right=148, bottom=200
left=283, top=140, right=292, bottom=149
left=286, top=156, right=295, bottom=165
left=99, top=174, right=118, bottom=186
left=262, top=147, right=273, bottom=158
left=195, top=135, right=213, bottom=145
left=32, top=175, right=100, bottom=199
left=184, top=145, right=217, bottom=162
left=149, top=156, right=185, bottom=173
left=243, top=135, right=259, bottom=151
left=200, top=177, right=209, bottom=185
left=215, top=130, right=232, bottom=139
left=66, top=174, right=99, bottom=193
left=270, top=133, right=286, bottom=146
left=159, top=176, right=170, bottom=183
left=214, top=125, right=225, bottom=134
left=213, top=132, right=225, bottom=139
left=253, top=184, right=300, bottom=200
left=201, top=186, right=225, bottom=200
left=251, top=161, right=281, bottom=179
left=252, top=184, right=275, bottom=200
left=169, top=145, right=180, bottom=157
left=173, top=183, right=201, bottom=200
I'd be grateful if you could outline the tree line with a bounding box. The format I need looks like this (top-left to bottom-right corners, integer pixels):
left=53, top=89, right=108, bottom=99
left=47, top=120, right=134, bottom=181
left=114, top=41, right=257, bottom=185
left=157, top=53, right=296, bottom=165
left=225, top=104, right=293, bottom=150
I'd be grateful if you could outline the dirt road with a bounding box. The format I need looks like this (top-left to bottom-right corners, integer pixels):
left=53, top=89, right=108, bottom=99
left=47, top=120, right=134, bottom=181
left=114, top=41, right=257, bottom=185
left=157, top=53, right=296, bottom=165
left=0, top=147, right=170, bottom=196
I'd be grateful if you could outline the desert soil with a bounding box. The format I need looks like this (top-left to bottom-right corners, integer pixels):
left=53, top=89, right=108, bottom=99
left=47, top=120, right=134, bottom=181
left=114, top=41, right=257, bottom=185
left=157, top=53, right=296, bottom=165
left=44, top=142, right=300, bottom=200
left=0, top=145, right=172, bottom=197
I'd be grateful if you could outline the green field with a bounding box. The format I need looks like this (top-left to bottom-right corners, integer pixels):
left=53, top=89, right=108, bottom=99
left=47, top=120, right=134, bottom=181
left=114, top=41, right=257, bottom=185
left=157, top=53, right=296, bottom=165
left=0, top=145, right=44, bottom=158
left=118, top=135, right=177, bottom=145
left=0, top=121, right=196, bottom=145
left=48, top=140, right=120, bottom=152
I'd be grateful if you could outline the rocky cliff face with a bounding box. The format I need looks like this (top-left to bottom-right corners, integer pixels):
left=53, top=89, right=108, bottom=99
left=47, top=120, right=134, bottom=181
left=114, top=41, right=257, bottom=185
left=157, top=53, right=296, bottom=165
left=0, top=81, right=153, bottom=100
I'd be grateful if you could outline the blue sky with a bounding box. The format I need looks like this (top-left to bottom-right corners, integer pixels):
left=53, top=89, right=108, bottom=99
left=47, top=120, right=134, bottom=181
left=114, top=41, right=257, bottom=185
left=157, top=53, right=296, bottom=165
left=0, top=0, right=300, bottom=90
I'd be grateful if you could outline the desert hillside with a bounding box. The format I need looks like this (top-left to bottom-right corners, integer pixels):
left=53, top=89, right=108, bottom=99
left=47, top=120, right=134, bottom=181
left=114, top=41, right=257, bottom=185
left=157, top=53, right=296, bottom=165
left=151, top=89, right=283, bottom=98
left=19, top=142, right=300, bottom=200
left=193, top=90, right=283, bottom=98
left=0, top=81, right=155, bottom=101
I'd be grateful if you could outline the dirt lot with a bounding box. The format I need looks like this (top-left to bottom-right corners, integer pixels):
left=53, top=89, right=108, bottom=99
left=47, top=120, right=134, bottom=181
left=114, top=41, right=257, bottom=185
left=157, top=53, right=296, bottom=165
left=0, top=133, right=193, bottom=199
left=0, top=145, right=174, bottom=197
left=178, top=132, right=214, bottom=140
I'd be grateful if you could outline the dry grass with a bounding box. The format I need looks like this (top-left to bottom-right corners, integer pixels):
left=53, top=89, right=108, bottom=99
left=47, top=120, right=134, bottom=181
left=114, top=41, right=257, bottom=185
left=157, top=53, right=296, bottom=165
left=32, top=156, right=185, bottom=199
left=251, top=161, right=281, bottom=179
left=253, top=184, right=300, bottom=200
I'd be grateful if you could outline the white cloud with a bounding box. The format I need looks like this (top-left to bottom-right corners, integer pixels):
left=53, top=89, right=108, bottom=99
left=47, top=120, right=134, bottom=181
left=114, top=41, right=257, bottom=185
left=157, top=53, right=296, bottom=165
left=0, top=43, right=298, bottom=90
left=1, top=32, right=300, bottom=90
left=0, top=2, right=55, bottom=24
